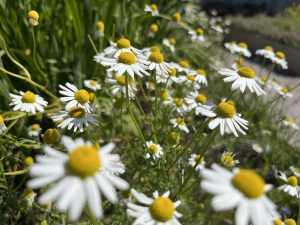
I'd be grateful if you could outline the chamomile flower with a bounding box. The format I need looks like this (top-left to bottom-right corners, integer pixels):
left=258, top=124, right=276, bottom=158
left=168, top=97, right=189, bottom=115
left=270, top=51, right=288, bottom=69
left=170, top=61, right=189, bottom=74
left=23, top=188, right=37, bottom=207
left=189, top=28, right=205, bottom=42
left=234, top=42, right=251, bottom=57
left=84, top=80, right=101, bottom=91
left=224, top=41, right=238, bottom=54
left=276, top=219, right=297, bottom=225
left=290, top=166, right=300, bottom=178
left=274, top=85, right=293, bottom=98
left=96, top=21, right=105, bottom=37
left=148, top=23, right=158, bottom=38
left=211, top=24, right=224, bottom=33
left=10, top=91, right=48, bottom=114
left=278, top=172, right=299, bottom=198
left=201, top=164, right=279, bottom=225
left=219, top=66, right=265, bottom=96
left=127, top=189, right=182, bottom=225
left=145, top=81, right=156, bottom=91
left=27, top=124, right=42, bottom=137
left=252, top=143, right=264, bottom=153
left=160, top=90, right=172, bottom=105
left=101, top=51, right=149, bottom=79
left=207, top=102, right=248, bottom=137
left=185, top=92, right=213, bottom=116
left=141, top=45, right=161, bottom=58
left=190, top=69, right=208, bottom=86
left=170, top=118, right=189, bottom=133
left=144, top=4, right=159, bottom=16
left=178, top=73, right=200, bottom=90
left=105, top=74, right=137, bottom=99
left=163, top=38, right=176, bottom=52
left=188, top=154, right=206, bottom=171
left=59, top=83, right=91, bottom=112
left=146, top=52, right=171, bottom=75
left=51, top=107, right=98, bottom=133
left=172, top=12, right=181, bottom=22
left=255, top=46, right=275, bottom=59
left=282, top=116, right=299, bottom=130
left=221, top=151, right=239, bottom=168
left=0, top=115, right=7, bottom=134
left=28, top=10, right=39, bottom=26
left=231, top=56, right=244, bottom=70
left=145, top=141, right=163, bottom=159
left=27, top=136, right=129, bottom=221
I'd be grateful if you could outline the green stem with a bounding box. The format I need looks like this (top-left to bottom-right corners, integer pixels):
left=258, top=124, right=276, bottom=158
left=4, top=169, right=27, bottom=176
left=84, top=208, right=99, bottom=225
left=88, top=34, right=99, bottom=54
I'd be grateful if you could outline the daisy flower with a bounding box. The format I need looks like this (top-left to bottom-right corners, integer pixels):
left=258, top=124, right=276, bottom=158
left=234, top=42, right=251, bottom=57
left=170, top=61, right=189, bottom=74
left=127, top=189, right=182, bottom=225
left=102, top=38, right=141, bottom=59
left=0, top=114, right=7, bottom=134
left=27, top=124, right=42, bottom=137
left=146, top=81, right=156, bottom=91
left=188, top=154, right=206, bottom=171
left=170, top=118, right=189, bottom=133
left=220, top=151, right=239, bottom=168
left=211, top=24, right=224, bottom=33
left=255, top=46, right=275, bottom=59
left=185, top=92, right=213, bottom=116
left=52, top=106, right=98, bottom=133
left=201, top=164, right=279, bottom=225
left=59, top=83, right=91, bottom=112
left=96, top=21, right=105, bottom=37
left=101, top=51, right=149, bottom=79
left=172, top=12, right=181, bottom=23
left=144, top=4, right=159, bottom=16
left=224, top=41, right=238, bottom=54
left=160, top=90, right=172, bottom=105
left=207, top=102, right=248, bottom=137
left=190, top=69, right=208, bottom=86
left=231, top=56, right=244, bottom=70
left=163, top=38, right=176, bottom=52
left=274, top=85, right=293, bottom=98
left=146, top=52, right=171, bottom=75
left=27, top=136, right=129, bottom=221
left=10, top=91, right=48, bottom=114
left=148, top=23, right=158, bottom=38
left=23, top=188, right=37, bottom=208
left=178, top=73, right=200, bottom=90
left=105, top=74, right=137, bottom=99
left=189, top=28, right=205, bottom=42
left=273, top=219, right=296, bottom=225
left=278, top=172, right=299, bottom=197
left=84, top=80, right=101, bottom=91
left=145, top=141, right=163, bottom=159
left=141, top=45, right=161, bottom=58
left=290, top=166, right=300, bottom=178
left=282, top=116, right=299, bottom=130
left=270, top=51, right=288, bottom=69
left=219, top=66, right=265, bottom=96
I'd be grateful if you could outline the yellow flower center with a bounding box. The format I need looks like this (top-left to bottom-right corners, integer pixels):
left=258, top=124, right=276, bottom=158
left=197, top=69, right=206, bottom=76
left=196, top=28, right=204, bottom=35
left=294, top=168, right=300, bottom=173
left=169, top=38, right=176, bottom=45
left=232, top=170, right=265, bottom=198
left=261, top=76, right=269, bottom=83
left=43, top=128, right=60, bottom=144
left=172, top=12, right=181, bottom=22
left=96, top=21, right=105, bottom=31
left=150, top=46, right=160, bottom=52
left=195, top=94, right=206, bottom=104
left=89, top=92, right=96, bottom=103
left=117, top=75, right=126, bottom=86
left=149, top=52, right=164, bottom=63
left=215, top=102, right=236, bottom=118
left=74, top=89, right=90, bottom=104
left=264, top=46, right=273, bottom=51
left=230, top=41, right=237, bottom=45
left=22, top=91, right=36, bottom=103
left=68, top=145, right=101, bottom=178
left=0, top=115, right=3, bottom=125
left=238, top=42, right=248, bottom=49
left=187, top=74, right=195, bottom=82
left=284, top=219, right=296, bottom=225
left=150, top=197, right=175, bottom=222
left=161, top=90, right=169, bottom=101
left=287, top=176, right=298, bottom=186
left=28, top=10, right=39, bottom=21
left=148, top=144, right=158, bottom=153
left=281, top=87, right=289, bottom=93
left=179, top=60, right=189, bottom=68
left=24, top=157, right=34, bottom=166
left=24, top=188, right=36, bottom=197
left=238, top=66, right=255, bottom=78
left=150, top=23, right=158, bottom=33
left=69, top=107, right=86, bottom=118
left=221, top=152, right=236, bottom=167
left=89, top=80, right=98, bottom=86
left=122, top=190, right=132, bottom=198
left=285, top=116, right=295, bottom=124
left=176, top=118, right=185, bottom=125
left=273, top=219, right=283, bottom=225
left=227, top=99, right=235, bottom=106
left=169, top=68, right=177, bottom=77
left=119, top=52, right=136, bottom=65
left=276, top=51, right=285, bottom=59
left=151, top=4, right=158, bottom=11
left=235, top=57, right=244, bottom=67
left=31, top=124, right=40, bottom=131
left=195, top=155, right=205, bottom=163
left=173, top=98, right=183, bottom=107
left=117, top=38, right=131, bottom=48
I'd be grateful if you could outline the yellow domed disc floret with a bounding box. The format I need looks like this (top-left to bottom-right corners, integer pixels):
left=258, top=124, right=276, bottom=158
left=176, top=118, right=185, bottom=125
left=69, top=107, right=86, bottom=118
left=264, top=46, right=273, bottom=51
left=150, top=197, right=175, bottom=222
left=74, top=89, right=90, bottom=104
left=169, top=68, right=177, bottom=77
left=173, top=98, right=183, bottom=107
left=276, top=51, right=285, bottom=59
left=281, top=87, right=289, bottom=93
left=151, top=4, right=158, bottom=11
left=232, top=169, right=265, bottom=198
left=90, top=80, right=98, bottom=86
left=117, top=75, right=126, bottom=86
left=96, top=21, right=105, bottom=31
left=195, top=155, right=204, bottom=164
left=215, top=102, right=236, bottom=118
left=169, top=38, right=176, bottom=45
left=31, top=124, right=40, bottom=131
left=187, top=74, right=195, bottom=82
left=196, top=28, right=204, bottom=35
left=150, top=46, right=160, bottom=52
left=0, top=115, right=4, bottom=125
left=238, top=66, right=255, bottom=78
left=273, top=219, right=283, bottom=225
left=89, top=92, right=96, bottom=103
left=43, top=128, right=60, bottom=144
left=117, top=38, right=131, bottom=49
left=149, top=52, right=164, bottom=64
left=197, top=69, right=206, bottom=76
left=172, top=12, right=181, bottom=22
left=195, top=94, right=206, bottom=104
left=148, top=144, right=158, bottom=154
left=284, top=219, right=296, bottom=225
left=238, top=42, right=248, bottom=49
left=68, top=145, right=101, bottom=178
left=22, top=91, right=36, bottom=103
left=287, top=176, right=298, bottom=186
left=161, top=90, right=169, bottom=101
left=28, top=10, right=39, bottom=25
left=179, top=60, right=189, bottom=68
left=150, top=23, right=158, bottom=33
left=119, top=52, right=136, bottom=65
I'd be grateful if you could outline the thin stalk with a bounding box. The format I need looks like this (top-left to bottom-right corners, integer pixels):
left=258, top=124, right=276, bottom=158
left=88, top=34, right=99, bottom=54
left=4, top=169, right=27, bottom=176
left=84, top=208, right=99, bottom=225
